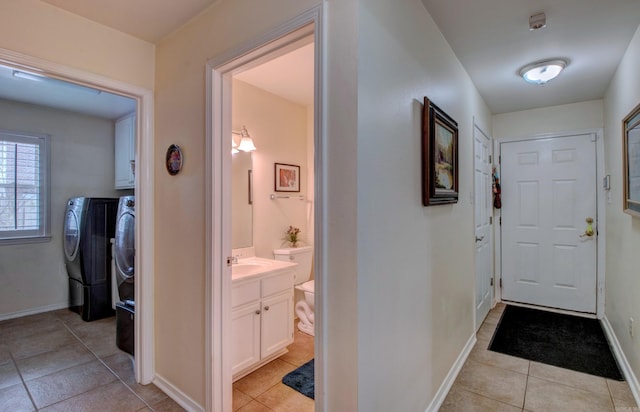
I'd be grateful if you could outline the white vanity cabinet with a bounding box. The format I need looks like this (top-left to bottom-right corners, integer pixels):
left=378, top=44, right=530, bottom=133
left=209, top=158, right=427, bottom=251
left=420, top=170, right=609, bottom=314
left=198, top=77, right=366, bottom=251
left=115, top=112, right=136, bottom=189
left=231, top=269, right=294, bottom=380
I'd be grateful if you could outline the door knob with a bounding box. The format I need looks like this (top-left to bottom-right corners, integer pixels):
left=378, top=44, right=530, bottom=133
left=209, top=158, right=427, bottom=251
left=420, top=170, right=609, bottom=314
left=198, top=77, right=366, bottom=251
left=579, top=217, right=595, bottom=238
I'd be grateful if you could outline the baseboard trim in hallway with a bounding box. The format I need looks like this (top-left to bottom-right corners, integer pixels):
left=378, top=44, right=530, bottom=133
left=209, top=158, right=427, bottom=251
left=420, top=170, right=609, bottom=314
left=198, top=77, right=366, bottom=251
left=602, top=316, right=640, bottom=407
left=425, top=333, right=476, bottom=412
left=154, top=373, right=204, bottom=412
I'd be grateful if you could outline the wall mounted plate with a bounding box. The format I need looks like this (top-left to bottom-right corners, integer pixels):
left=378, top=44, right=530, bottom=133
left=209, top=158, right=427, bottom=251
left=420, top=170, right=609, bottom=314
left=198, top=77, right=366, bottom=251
left=166, top=144, right=183, bottom=175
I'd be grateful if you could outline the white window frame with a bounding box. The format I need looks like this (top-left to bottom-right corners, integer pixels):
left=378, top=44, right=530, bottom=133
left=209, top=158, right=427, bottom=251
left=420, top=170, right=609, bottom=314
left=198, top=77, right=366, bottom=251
left=0, top=129, right=51, bottom=244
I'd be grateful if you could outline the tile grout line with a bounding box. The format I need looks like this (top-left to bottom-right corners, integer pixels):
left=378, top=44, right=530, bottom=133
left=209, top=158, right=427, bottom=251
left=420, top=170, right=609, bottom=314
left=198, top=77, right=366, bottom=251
left=9, top=352, right=39, bottom=411
left=61, top=320, right=156, bottom=411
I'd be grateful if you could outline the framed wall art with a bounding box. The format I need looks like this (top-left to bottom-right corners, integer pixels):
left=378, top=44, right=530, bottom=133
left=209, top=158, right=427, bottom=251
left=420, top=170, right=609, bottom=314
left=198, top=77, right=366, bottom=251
left=623, top=102, right=640, bottom=217
left=274, top=163, right=300, bottom=192
left=422, top=97, right=459, bottom=206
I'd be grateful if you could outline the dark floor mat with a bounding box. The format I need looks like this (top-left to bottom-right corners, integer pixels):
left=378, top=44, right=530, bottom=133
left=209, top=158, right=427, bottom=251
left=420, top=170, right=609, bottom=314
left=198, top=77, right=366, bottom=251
left=489, top=305, right=624, bottom=380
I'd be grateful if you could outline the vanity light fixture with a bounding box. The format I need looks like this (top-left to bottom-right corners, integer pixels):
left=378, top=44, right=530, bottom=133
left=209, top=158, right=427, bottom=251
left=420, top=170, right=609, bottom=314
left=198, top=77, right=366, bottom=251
left=231, top=137, right=239, bottom=154
left=232, top=126, right=257, bottom=152
left=519, top=59, right=567, bottom=85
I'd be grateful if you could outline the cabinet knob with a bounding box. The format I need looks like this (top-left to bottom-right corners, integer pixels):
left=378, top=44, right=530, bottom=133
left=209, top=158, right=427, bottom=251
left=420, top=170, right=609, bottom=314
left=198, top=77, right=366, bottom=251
left=264, top=306, right=270, bottom=311
left=255, top=310, right=261, bottom=315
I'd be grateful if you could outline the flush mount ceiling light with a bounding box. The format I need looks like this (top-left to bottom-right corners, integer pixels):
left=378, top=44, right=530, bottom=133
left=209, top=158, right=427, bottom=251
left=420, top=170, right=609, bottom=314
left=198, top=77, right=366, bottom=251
left=519, top=59, right=567, bottom=85
left=232, top=126, right=257, bottom=152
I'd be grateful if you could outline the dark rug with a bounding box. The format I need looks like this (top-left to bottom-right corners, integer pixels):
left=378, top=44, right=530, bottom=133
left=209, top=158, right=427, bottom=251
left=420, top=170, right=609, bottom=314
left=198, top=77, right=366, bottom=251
left=489, top=305, right=624, bottom=380
left=282, top=359, right=314, bottom=399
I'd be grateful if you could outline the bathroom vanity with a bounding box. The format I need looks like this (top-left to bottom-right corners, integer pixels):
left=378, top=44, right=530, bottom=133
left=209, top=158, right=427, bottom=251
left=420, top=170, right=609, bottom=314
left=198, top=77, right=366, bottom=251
left=231, top=256, right=297, bottom=381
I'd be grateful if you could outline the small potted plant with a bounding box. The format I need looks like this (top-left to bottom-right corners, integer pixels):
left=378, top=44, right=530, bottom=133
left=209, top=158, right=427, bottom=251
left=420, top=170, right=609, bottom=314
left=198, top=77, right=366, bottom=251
left=285, top=225, right=301, bottom=248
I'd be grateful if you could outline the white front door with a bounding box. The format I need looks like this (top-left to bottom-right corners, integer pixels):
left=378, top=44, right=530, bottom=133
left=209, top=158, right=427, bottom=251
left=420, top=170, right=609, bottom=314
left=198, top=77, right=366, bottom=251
left=501, top=133, right=597, bottom=313
left=474, top=125, right=493, bottom=328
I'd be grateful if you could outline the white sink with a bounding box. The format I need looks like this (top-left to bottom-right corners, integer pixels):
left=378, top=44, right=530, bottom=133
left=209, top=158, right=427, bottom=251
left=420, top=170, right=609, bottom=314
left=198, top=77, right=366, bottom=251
left=231, top=256, right=296, bottom=280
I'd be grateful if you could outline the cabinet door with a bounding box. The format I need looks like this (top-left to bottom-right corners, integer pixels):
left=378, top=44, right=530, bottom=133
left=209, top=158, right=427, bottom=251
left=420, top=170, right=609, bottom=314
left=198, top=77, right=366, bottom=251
left=231, top=302, right=261, bottom=376
left=115, top=113, right=136, bottom=189
left=260, top=291, right=293, bottom=359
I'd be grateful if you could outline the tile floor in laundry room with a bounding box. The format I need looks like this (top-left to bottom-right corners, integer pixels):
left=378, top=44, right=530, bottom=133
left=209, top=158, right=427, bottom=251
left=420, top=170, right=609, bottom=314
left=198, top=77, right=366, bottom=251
left=0, top=308, right=314, bottom=412
left=439, top=303, right=639, bottom=412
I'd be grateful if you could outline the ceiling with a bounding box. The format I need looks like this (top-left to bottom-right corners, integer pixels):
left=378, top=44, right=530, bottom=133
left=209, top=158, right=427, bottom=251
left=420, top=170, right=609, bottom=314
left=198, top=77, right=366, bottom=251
left=421, top=0, right=640, bottom=114
left=14, top=1, right=640, bottom=117
left=41, top=0, right=218, bottom=43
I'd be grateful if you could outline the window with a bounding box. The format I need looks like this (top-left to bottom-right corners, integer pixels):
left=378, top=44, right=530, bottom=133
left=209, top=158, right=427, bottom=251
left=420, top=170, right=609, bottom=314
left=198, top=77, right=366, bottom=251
left=0, top=129, right=50, bottom=243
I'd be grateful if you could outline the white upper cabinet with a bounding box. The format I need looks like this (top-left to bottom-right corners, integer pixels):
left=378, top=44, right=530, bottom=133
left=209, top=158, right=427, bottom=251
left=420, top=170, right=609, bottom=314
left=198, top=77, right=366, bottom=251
left=115, top=112, right=136, bottom=189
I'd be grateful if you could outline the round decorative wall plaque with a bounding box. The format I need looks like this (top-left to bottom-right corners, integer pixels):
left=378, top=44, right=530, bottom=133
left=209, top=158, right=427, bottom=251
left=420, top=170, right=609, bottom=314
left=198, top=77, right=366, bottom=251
left=166, top=144, right=183, bottom=175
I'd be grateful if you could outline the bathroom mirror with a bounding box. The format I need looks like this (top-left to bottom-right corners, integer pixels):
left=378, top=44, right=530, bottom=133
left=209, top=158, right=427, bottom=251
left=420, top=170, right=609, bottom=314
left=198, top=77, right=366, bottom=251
left=232, top=151, right=253, bottom=248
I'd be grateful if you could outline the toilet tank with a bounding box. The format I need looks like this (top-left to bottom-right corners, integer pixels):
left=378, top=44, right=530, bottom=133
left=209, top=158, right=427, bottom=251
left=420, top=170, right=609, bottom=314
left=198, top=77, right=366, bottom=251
left=273, top=245, right=313, bottom=285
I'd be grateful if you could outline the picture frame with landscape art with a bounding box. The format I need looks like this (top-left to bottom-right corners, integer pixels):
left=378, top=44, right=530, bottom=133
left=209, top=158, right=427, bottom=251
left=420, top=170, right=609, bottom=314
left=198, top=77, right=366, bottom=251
left=623, top=102, right=640, bottom=217
left=275, top=163, right=300, bottom=192
left=422, top=97, right=459, bottom=206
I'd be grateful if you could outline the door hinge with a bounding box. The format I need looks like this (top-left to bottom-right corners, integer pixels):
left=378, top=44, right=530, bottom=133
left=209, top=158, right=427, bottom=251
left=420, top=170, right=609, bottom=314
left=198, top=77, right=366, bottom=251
left=490, top=278, right=494, bottom=286
left=499, top=155, right=501, bottom=164
left=489, top=154, right=492, bottom=164
left=489, top=216, right=493, bottom=225
left=499, top=217, right=502, bottom=225
left=500, top=278, right=503, bottom=288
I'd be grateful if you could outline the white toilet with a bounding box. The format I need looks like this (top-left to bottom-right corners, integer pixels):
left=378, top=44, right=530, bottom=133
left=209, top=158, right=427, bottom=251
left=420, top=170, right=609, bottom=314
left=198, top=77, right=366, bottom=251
left=273, top=245, right=314, bottom=336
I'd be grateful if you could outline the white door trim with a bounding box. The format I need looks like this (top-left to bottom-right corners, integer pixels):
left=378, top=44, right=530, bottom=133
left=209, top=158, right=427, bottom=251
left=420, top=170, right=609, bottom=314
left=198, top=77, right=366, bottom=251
left=205, top=6, right=324, bottom=411
left=494, top=129, right=605, bottom=318
left=0, top=47, right=155, bottom=383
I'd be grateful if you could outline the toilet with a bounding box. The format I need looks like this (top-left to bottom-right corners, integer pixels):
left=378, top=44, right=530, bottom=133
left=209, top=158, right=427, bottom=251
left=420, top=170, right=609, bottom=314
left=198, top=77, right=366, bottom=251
left=273, top=245, right=314, bottom=336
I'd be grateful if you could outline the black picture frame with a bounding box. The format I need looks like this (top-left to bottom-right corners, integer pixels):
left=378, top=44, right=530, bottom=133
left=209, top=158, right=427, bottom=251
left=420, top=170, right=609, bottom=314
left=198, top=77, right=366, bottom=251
left=623, top=102, right=640, bottom=217
left=422, top=97, right=459, bottom=206
left=274, top=163, right=300, bottom=192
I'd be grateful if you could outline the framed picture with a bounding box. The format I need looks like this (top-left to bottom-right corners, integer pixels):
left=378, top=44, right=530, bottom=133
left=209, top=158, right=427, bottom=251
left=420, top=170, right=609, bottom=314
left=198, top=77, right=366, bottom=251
left=422, top=97, right=459, bottom=206
left=166, top=144, right=183, bottom=176
left=275, top=163, right=300, bottom=192
left=623, top=102, right=640, bottom=217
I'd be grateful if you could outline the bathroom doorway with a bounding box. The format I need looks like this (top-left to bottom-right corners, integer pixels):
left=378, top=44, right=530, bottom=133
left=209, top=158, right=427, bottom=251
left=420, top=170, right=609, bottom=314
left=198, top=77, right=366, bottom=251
left=206, top=7, right=323, bottom=411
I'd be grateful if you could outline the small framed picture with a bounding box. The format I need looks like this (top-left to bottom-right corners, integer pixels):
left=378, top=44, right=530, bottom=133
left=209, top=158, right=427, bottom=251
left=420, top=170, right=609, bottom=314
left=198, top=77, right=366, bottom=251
left=274, top=163, right=300, bottom=192
left=166, top=144, right=183, bottom=176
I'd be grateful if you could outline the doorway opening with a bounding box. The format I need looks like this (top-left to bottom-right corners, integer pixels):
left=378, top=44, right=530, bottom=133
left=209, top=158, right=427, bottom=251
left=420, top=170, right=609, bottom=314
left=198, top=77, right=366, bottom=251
left=206, top=7, right=323, bottom=411
left=0, top=48, right=155, bottom=383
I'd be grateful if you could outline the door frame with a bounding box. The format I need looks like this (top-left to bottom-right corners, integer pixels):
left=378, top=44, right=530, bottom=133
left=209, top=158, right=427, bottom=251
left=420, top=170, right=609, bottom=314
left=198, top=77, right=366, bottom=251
left=493, top=129, right=606, bottom=318
left=205, top=6, right=324, bottom=411
left=0, top=47, right=155, bottom=383
left=473, top=121, right=494, bottom=330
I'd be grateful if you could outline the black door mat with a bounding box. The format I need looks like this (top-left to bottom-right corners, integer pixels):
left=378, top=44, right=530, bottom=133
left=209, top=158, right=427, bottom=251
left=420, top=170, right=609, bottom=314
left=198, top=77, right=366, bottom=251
left=489, top=305, right=624, bottom=380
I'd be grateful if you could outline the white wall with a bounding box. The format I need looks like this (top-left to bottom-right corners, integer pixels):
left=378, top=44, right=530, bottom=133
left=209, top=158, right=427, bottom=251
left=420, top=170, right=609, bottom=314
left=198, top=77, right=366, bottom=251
left=153, top=0, right=319, bottom=405
left=603, top=24, right=640, bottom=385
left=232, top=80, right=310, bottom=257
left=0, top=98, right=120, bottom=319
left=493, top=100, right=604, bottom=139
left=356, top=1, right=491, bottom=409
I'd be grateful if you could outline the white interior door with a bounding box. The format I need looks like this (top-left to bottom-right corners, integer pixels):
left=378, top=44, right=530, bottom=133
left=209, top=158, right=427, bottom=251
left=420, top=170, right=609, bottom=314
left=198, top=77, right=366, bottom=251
left=474, top=125, right=493, bottom=329
left=501, top=133, right=597, bottom=313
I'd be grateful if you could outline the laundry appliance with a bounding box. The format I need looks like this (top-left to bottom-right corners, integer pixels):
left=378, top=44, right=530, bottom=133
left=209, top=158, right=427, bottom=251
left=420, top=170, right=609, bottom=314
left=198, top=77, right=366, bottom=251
left=114, top=195, right=135, bottom=355
left=63, top=197, right=118, bottom=321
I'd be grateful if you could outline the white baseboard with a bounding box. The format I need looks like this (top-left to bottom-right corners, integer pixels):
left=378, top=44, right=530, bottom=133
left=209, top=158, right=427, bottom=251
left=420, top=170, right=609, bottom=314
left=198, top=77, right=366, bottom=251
left=425, top=333, right=477, bottom=412
left=601, top=316, right=640, bottom=407
left=154, top=373, right=205, bottom=412
left=0, top=302, right=69, bottom=322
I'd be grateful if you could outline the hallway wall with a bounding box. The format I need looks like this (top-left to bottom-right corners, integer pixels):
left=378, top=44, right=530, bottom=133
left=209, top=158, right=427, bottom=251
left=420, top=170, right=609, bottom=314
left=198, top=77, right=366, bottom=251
left=603, top=23, right=640, bottom=389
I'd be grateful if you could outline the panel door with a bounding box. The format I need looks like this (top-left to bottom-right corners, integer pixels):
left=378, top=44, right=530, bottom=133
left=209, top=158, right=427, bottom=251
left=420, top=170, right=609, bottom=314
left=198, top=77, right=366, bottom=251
left=501, top=134, right=597, bottom=313
left=474, top=125, right=493, bottom=329
left=260, top=291, right=293, bottom=359
left=231, top=302, right=261, bottom=376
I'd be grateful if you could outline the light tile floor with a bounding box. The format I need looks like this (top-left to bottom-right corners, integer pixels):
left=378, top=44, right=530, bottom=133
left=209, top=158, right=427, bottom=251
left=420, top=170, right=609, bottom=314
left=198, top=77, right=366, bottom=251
left=440, top=303, right=640, bottom=412
left=0, top=309, right=184, bottom=411
left=232, top=325, right=315, bottom=411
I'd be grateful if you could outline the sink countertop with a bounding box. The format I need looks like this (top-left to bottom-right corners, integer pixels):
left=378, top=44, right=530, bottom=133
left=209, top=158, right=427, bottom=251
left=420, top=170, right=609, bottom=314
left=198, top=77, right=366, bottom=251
left=231, top=256, right=297, bottom=281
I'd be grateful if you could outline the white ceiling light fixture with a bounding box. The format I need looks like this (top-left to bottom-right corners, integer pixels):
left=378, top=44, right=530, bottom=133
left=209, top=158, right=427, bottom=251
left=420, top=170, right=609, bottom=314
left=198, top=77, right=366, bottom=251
left=232, top=126, right=257, bottom=152
left=519, top=59, right=567, bottom=85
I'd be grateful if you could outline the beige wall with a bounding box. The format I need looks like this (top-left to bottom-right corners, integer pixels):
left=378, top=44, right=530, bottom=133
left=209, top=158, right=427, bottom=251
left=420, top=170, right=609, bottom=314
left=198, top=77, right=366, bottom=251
left=356, top=0, right=491, bottom=409
left=153, top=0, right=319, bottom=406
left=232, top=80, right=310, bottom=258
left=493, top=100, right=604, bottom=139
left=0, top=0, right=154, bottom=90
left=603, top=24, right=640, bottom=383
left=0, top=98, right=120, bottom=319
